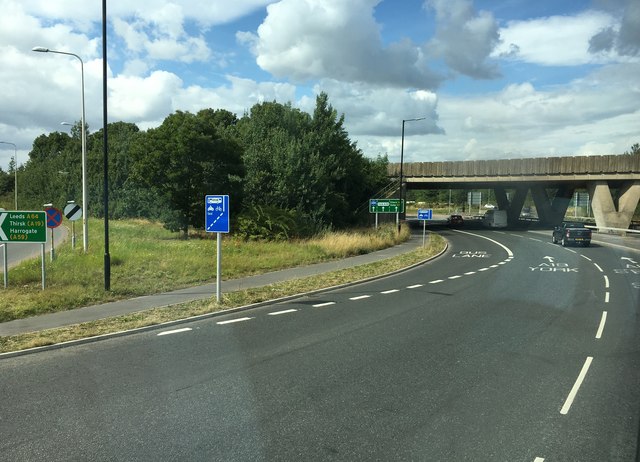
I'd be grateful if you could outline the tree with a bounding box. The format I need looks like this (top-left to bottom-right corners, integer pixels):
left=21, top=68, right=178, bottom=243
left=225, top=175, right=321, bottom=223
left=624, top=143, right=640, bottom=156
left=129, top=111, right=244, bottom=236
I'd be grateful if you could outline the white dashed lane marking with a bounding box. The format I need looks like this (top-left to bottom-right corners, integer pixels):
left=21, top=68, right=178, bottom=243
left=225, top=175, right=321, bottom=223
left=349, top=295, right=371, bottom=301
left=217, top=317, right=253, bottom=325
left=268, top=309, right=298, bottom=316
left=157, top=328, right=192, bottom=336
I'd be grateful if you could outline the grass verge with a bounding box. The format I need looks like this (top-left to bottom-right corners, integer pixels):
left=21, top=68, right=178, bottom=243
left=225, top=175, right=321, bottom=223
left=0, top=234, right=445, bottom=354
left=0, top=219, right=410, bottom=322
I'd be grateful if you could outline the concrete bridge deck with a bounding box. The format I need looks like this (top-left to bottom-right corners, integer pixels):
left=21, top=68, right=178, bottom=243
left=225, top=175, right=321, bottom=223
left=388, top=154, right=640, bottom=230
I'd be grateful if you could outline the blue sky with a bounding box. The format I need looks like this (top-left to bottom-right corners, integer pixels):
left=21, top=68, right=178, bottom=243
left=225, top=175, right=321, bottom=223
left=0, top=0, right=638, bottom=170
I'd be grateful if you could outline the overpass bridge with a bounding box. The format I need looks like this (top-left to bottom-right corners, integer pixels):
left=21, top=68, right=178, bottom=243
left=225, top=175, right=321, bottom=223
left=388, top=154, right=640, bottom=229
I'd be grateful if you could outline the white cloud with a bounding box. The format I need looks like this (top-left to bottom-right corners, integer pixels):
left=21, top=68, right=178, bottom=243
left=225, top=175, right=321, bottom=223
left=495, top=10, right=621, bottom=66
left=435, top=63, right=640, bottom=160
left=426, top=0, right=501, bottom=78
left=243, top=0, right=442, bottom=89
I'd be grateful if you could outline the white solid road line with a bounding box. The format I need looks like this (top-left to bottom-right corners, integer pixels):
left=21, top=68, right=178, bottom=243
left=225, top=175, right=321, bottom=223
left=595, top=311, right=608, bottom=339
left=313, top=302, right=336, bottom=308
left=349, top=295, right=371, bottom=300
left=593, top=263, right=603, bottom=272
left=604, top=275, right=609, bottom=288
left=217, top=317, right=253, bottom=325
left=157, top=327, right=192, bottom=336
left=268, top=309, right=297, bottom=316
left=560, top=356, right=593, bottom=415
left=452, top=229, right=514, bottom=257
left=381, top=289, right=399, bottom=294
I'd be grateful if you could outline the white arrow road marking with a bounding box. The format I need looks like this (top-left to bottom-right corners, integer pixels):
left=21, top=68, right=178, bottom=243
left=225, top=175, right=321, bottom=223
left=543, top=256, right=555, bottom=263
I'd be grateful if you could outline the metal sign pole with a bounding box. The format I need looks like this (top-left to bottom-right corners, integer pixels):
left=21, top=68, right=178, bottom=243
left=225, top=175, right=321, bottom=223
left=50, top=228, right=55, bottom=261
left=2, top=244, right=7, bottom=288
left=375, top=213, right=378, bottom=229
left=41, top=243, right=46, bottom=290
left=423, top=219, right=426, bottom=247
left=216, top=232, right=222, bottom=303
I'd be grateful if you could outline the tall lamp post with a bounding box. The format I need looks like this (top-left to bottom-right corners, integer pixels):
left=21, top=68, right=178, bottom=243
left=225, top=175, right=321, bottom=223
left=398, top=117, right=426, bottom=232
left=32, top=46, right=88, bottom=253
left=0, top=141, right=17, bottom=209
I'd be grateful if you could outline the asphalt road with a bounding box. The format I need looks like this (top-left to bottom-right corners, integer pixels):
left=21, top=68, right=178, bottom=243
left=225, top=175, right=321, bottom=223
left=0, top=227, right=638, bottom=461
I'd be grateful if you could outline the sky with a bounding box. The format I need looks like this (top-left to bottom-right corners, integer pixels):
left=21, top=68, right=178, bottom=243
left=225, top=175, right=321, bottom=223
left=0, top=0, right=639, bottom=170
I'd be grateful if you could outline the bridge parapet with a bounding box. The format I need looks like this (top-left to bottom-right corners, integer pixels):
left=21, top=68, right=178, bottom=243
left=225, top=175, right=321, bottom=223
left=389, top=154, right=640, bottom=177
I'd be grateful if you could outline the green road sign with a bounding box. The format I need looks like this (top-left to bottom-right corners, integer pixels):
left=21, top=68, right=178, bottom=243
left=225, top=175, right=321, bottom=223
left=0, top=211, right=47, bottom=243
left=369, top=198, right=404, bottom=213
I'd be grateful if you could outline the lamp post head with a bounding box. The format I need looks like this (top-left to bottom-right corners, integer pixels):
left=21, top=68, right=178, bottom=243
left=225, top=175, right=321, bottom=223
left=32, top=46, right=49, bottom=53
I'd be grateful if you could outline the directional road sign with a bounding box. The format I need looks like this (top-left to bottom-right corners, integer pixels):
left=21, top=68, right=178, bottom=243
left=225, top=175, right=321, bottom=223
left=45, top=207, right=63, bottom=229
left=418, top=209, right=433, bottom=220
left=205, top=195, right=230, bottom=233
left=369, top=198, right=404, bottom=213
left=0, top=211, right=47, bottom=243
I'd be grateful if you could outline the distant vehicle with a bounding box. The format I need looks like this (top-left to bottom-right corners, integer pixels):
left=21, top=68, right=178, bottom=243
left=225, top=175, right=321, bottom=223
left=483, top=209, right=507, bottom=228
left=552, top=222, right=592, bottom=247
left=447, top=214, right=464, bottom=227
left=520, top=207, right=533, bottom=218
left=483, top=204, right=496, bottom=209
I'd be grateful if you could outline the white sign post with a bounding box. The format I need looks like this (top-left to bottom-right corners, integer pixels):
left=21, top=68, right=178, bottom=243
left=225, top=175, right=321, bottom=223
left=417, top=209, right=433, bottom=246
left=205, top=195, right=230, bottom=303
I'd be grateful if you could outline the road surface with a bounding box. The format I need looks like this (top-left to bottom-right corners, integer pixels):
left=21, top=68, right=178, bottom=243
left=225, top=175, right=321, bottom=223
left=0, top=227, right=638, bottom=461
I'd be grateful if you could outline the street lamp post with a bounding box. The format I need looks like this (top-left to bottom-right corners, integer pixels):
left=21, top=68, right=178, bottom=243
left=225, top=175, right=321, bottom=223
left=0, top=141, right=17, bottom=209
left=33, top=46, right=88, bottom=253
left=398, top=117, right=426, bottom=232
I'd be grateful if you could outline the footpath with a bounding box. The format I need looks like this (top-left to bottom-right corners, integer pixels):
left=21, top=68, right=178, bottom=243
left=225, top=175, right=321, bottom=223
left=0, top=234, right=425, bottom=336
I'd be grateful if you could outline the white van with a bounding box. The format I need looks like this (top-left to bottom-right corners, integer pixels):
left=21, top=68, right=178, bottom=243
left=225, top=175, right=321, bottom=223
left=483, top=209, right=507, bottom=228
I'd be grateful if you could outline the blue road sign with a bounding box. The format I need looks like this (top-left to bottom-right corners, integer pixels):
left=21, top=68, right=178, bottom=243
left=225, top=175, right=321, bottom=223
left=418, top=209, right=433, bottom=220
left=205, top=195, right=230, bottom=233
left=45, top=207, right=63, bottom=228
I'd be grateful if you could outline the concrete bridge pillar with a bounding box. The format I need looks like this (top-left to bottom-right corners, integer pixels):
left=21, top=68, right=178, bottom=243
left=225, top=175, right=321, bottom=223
left=588, top=181, right=640, bottom=230
left=531, top=184, right=575, bottom=226
left=494, top=186, right=528, bottom=224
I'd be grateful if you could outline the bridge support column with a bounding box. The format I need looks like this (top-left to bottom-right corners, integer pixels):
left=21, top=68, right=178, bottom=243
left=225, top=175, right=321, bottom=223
left=587, top=181, right=640, bottom=230
left=531, top=184, right=575, bottom=226
left=495, top=186, right=528, bottom=224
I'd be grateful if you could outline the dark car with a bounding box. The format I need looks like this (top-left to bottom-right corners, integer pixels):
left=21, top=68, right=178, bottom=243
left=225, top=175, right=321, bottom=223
left=447, top=214, right=464, bottom=227
left=552, top=222, right=592, bottom=247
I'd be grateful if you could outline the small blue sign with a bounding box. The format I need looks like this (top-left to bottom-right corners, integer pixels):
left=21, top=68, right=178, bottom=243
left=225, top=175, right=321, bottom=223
left=418, top=209, right=433, bottom=220
left=205, top=195, right=230, bottom=233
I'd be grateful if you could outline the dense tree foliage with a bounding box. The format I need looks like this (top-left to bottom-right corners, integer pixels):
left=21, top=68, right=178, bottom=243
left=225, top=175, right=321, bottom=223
left=15, top=93, right=389, bottom=236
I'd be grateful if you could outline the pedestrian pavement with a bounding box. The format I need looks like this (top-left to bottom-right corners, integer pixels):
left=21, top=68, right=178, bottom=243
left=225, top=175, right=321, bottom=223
left=0, top=234, right=425, bottom=336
